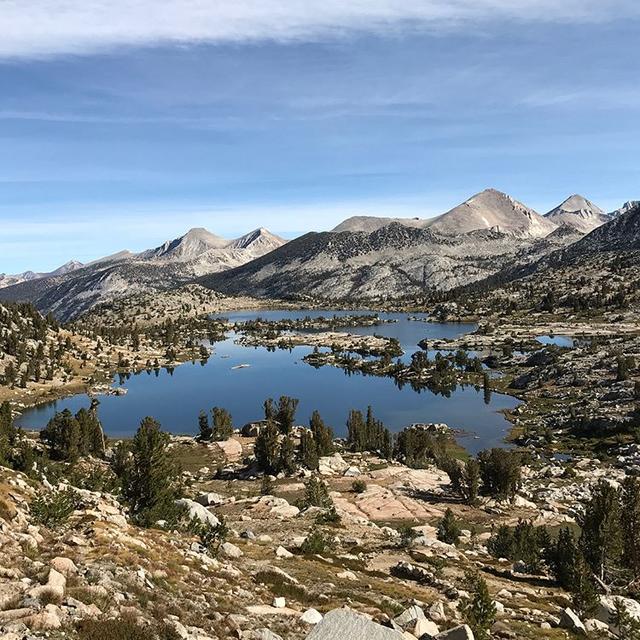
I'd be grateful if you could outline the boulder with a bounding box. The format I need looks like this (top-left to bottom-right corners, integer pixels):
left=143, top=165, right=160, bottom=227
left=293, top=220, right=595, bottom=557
left=414, top=618, right=439, bottom=637
left=301, top=608, right=323, bottom=625
left=305, top=607, right=403, bottom=639
left=434, top=625, right=474, bottom=640
left=176, top=499, right=220, bottom=527
left=276, top=546, right=294, bottom=559
left=50, top=557, right=78, bottom=577
left=272, top=597, right=286, bottom=608
left=558, top=608, right=586, bottom=635
left=394, top=605, right=425, bottom=629
left=255, top=630, right=284, bottom=640
left=196, top=492, right=226, bottom=507
left=220, top=542, right=243, bottom=558
left=428, top=601, right=446, bottom=623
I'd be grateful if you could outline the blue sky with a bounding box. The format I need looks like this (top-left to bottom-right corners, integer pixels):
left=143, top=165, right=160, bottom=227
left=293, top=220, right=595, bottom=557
left=1, top=1, right=639, bottom=272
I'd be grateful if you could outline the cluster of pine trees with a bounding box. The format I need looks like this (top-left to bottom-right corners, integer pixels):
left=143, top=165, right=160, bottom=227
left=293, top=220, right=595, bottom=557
left=0, top=302, right=66, bottom=388
left=253, top=396, right=335, bottom=475
left=40, top=406, right=106, bottom=461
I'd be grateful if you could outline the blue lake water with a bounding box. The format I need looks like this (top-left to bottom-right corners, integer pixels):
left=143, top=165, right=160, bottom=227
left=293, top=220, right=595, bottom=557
left=16, top=311, right=518, bottom=454
left=536, top=335, right=574, bottom=348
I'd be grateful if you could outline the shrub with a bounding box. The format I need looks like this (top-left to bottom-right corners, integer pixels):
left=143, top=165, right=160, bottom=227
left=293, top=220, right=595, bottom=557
left=351, top=479, right=367, bottom=494
left=30, top=488, right=82, bottom=528
left=301, top=528, right=333, bottom=555
left=188, top=516, right=229, bottom=557
left=76, top=614, right=181, bottom=640
left=315, top=505, right=341, bottom=526
left=397, top=524, right=419, bottom=548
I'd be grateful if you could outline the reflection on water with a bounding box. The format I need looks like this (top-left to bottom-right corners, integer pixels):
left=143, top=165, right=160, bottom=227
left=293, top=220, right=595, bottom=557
left=16, top=310, right=518, bottom=454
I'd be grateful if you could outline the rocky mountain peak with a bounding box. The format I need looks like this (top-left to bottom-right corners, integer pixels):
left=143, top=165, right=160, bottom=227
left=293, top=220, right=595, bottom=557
left=545, top=194, right=608, bottom=233
left=229, top=227, right=286, bottom=251
left=428, top=188, right=557, bottom=238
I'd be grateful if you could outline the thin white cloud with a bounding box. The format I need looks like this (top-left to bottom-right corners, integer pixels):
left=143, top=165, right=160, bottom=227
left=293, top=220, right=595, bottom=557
left=1, top=0, right=638, bottom=59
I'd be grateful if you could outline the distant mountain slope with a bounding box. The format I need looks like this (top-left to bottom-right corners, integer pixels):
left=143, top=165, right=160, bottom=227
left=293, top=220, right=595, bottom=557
left=332, top=189, right=559, bottom=238
left=450, top=201, right=640, bottom=298
left=427, top=189, right=557, bottom=238
left=0, top=260, right=83, bottom=289
left=550, top=200, right=640, bottom=260
left=332, top=215, right=428, bottom=233
left=544, top=194, right=608, bottom=233
left=0, top=227, right=286, bottom=320
left=200, top=221, right=578, bottom=301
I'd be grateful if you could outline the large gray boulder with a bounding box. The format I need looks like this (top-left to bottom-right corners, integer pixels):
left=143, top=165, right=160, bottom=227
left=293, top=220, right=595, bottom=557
left=175, top=498, right=220, bottom=527
left=558, top=608, right=586, bottom=636
left=305, top=608, right=403, bottom=639
left=434, top=625, right=474, bottom=640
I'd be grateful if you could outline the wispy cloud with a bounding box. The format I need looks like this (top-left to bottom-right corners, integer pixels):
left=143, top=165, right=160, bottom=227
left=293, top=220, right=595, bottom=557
left=2, top=0, right=638, bottom=59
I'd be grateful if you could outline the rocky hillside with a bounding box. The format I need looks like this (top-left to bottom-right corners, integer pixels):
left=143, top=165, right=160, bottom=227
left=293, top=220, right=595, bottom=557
left=200, top=221, right=581, bottom=301
left=0, top=227, right=286, bottom=321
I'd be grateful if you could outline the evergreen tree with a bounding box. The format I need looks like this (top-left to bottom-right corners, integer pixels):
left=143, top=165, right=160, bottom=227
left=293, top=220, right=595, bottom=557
left=299, top=430, right=319, bottom=470
left=254, top=420, right=281, bottom=475
left=546, top=527, right=579, bottom=589
left=621, top=476, right=640, bottom=579
left=309, top=410, right=334, bottom=456
left=119, top=417, right=182, bottom=527
left=198, top=411, right=212, bottom=440
left=460, top=570, right=496, bottom=640
left=571, top=553, right=599, bottom=618
left=211, top=407, right=233, bottom=441
left=462, top=459, right=480, bottom=505
left=40, top=409, right=81, bottom=462
left=437, top=508, right=461, bottom=545
left=263, top=398, right=275, bottom=421
left=0, top=401, right=17, bottom=463
left=478, top=448, right=522, bottom=500
left=278, top=435, right=297, bottom=475
left=275, top=395, right=299, bottom=434
left=303, top=475, right=332, bottom=508
left=579, top=479, right=622, bottom=582
left=75, top=407, right=106, bottom=457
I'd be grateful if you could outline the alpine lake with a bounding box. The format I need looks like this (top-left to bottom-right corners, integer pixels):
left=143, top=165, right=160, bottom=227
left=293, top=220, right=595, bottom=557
left=16, top=310, right=520, bottom=454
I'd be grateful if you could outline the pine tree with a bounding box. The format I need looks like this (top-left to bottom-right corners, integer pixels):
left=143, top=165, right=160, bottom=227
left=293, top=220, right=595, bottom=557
left=546, top=527, right=579, bottom=589
left=211, top=407, right=233, bottom=441
left=621, top=476, right=640, bottom=579
left=460, top=570, right=496, bottom=640
left=0, top=401, right=17, bottom=463
left=437, top=508, right=461, bottom=544
left=309, top=410, right=334, bottom=456
left=40, top=409, right=81, bottom=462
left=579, top=480, right=622, bottom=582
left=254, top=420, right=281, bottom=475
left=275, top=396, right=299, bottom=434
left=571, top=553, right=599, bottom=618
left=198, top=411, right=212, bottom=440
left=299, top=430, right=319, bottom=470
left=303, top=475, right=332, bottom=508
left=119, top=417, right=182, bottom=527
left=478, top=448, right=522, bottom=501
left=278, top=435, right=296, bottom=475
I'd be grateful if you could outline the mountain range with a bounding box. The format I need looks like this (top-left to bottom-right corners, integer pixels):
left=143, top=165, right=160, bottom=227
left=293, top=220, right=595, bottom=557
left=0, top=227, right=285, bottom=321
left=0, top=260, right=84, bottom=289
left=1, top=189, right=637, bottom=318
